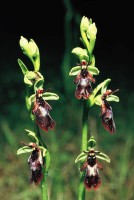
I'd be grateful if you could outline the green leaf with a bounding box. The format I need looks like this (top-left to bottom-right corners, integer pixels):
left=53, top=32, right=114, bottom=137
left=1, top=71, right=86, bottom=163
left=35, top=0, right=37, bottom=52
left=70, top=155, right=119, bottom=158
left=17, top=59, right=28, bottom=75
left=42, top=92, right=59, bottom=100
left=69, top=66, right=81, bottom=76
left=17, top=146, right=33, bottom=155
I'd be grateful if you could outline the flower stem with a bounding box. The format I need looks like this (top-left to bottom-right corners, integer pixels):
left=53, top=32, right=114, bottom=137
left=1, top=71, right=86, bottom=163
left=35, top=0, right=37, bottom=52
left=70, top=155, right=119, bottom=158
left=35, top=125, right=50, bottom=200
left=78, top=100, right=90, bottom=200
left=41, top=151, right=50, bottom=200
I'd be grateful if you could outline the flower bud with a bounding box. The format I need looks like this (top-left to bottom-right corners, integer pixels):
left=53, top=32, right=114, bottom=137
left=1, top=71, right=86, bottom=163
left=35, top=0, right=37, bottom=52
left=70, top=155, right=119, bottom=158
left=80, top=16, right=90, bottom=32
left=19, top=36, right=40, bottom=71
left=87, top=23, right=97, bottom=39
left=20, top=36, right=37, bottom=57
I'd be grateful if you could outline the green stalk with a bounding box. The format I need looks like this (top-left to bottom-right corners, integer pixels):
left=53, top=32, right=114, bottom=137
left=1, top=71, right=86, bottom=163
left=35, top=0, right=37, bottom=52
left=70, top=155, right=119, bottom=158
left=78, top=100, right=90, bottom=200
left=41, top=151, right=50, bottom=200
left=35, top=125, right=50, bottom=200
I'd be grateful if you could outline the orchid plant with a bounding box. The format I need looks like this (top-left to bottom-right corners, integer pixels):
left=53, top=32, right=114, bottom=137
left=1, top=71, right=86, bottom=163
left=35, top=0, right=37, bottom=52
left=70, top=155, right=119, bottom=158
left=69, top=16, right=120, bottom=199
left=16, top=36, right=59, bottom=200
left=15, top=15, right=120, bottom=200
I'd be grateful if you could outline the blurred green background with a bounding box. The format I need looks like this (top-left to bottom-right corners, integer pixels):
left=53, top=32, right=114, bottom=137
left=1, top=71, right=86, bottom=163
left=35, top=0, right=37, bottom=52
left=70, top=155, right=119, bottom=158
left=0, top=0, right=134, bottom=200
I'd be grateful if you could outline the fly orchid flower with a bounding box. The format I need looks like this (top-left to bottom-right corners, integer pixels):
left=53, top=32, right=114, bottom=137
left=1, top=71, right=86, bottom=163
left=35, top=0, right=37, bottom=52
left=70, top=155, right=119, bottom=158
left=80, top=149, right=103, bottom=191
left=20, top=142, right=44, bottom=185
left=32, top=89, right=55, bottom=132
left=100, top=89, right=119, bottom=134
left=73, top=60, right=96, bottom=100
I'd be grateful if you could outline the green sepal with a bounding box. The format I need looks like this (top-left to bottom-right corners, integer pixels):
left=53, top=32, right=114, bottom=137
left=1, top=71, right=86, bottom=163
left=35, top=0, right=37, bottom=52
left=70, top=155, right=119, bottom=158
left=17, top=59, right=29, bottom=75
left=93, top=78, right=111, bottom=98
left=72, top=47, right=89, bottom=62
left=88, top=79, right=111, bottom=107
left=24, top=71, right=36, bottom=86
left=87, top=65, right=99, bottom=75
left=106, top=94, right=119, bottom=102
left=39, top=146, right=47, bottom=157
left=69, top=65, right=99, bottom=76
left=88, top=135, right=96, bottom=148
left=101, top=78, right=111, bottom=94
left=69, top=66, right=81, bottom=76
left=42, top=92, right=59, bottom=100
left=94, top=94, right=119, bottom=106
left=28, top=94, right=35, bottom=106
left=94, top=94, right=101, bottom=106
left=17, top=146, right=33, bottom=155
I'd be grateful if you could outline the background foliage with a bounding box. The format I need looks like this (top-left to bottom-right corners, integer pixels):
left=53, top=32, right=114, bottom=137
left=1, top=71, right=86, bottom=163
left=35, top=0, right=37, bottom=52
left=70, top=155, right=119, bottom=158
left=0, top=0, right=134, bottom=199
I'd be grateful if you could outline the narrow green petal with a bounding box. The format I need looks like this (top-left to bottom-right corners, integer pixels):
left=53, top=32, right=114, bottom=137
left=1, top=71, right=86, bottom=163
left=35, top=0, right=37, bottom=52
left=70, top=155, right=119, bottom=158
left=75, top=152, right=87, bottom=163
left=96, top=154, right=110, bottom=163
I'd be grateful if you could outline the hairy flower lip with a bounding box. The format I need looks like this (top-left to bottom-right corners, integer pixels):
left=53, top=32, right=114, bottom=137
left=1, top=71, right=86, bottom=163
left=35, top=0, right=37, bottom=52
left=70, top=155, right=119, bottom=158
left=74, top=67, right=95, bottom=100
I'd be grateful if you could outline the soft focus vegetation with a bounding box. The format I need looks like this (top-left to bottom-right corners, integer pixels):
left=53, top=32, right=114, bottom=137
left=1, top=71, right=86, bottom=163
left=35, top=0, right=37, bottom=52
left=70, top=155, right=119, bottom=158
left=0, top=1, right=134, bottom=200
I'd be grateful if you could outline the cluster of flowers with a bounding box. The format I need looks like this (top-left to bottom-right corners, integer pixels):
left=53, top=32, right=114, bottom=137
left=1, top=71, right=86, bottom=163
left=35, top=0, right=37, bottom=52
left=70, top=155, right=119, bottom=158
left=69, top=16, right=119, bottom=191
left=17, top=36, right=59, bottom=185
